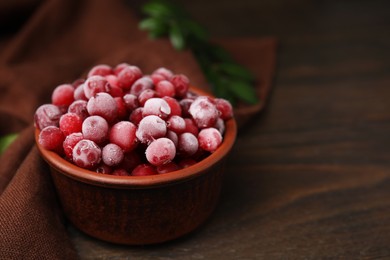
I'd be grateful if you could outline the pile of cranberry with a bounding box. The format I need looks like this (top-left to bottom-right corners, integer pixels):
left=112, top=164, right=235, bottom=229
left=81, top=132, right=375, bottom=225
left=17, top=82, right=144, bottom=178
left=34, top=63, right=233, bottom=176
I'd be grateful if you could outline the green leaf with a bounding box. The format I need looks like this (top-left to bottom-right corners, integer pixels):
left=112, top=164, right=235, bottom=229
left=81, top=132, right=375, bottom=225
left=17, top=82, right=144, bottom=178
left=169, top=23, right=186, bottom=50
left=139, top=17, right=168, bottom=38
left=0, top=133, right=18, bottom=154
left=218, top=63, right=255, bottom=82
left=184, top=20, right=208, bottom=42
left=226, top=80, right=259, bottom=105
left=142, top=1, right=173, bottom=18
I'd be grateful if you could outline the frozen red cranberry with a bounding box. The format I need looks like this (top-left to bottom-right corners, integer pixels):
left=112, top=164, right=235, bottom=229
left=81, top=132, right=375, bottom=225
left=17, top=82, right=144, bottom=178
left=59, top=113, right=83, bottom=136
left=68, top=100, right=88, bottom=120
left=82, top=115, right=109, bottom=144
left=184, top=118, right=199, bottom=136
left=72, top=139, right=102, bottom=169
left=51, top=84, right=74, bottom=107
left=138, top=89, right=157, bottom=106
left=136, top=115, right=167, bottom=144
left=214, top=117, right=226, bottom=135
left=117, top=65, right=142, bottom=89
left=129, top=107, right=143, bottom=125
left=171, top=74, right=189, bottom=97
left=129, top=76, right=153, bottom=96
left=166, top=130, right=178, bottom=147
left=109, top=121, right=137, bottom=152
left=114, top=97, right=127, bottom=119
left=214, top=98, right=233, bottom=120
left=142, top=98, right=171, bottom=119
left=72, top=78, right=85, bottom=88
left=145, top=138, right=176, bottom=166
left=157, top=162, right=181, bottom=174
left=109, top=85, right=124, bottom=98
left=73, top=83, right=87, bottom=101
left=153, top=67, right=173, bottom=80
left=131, top=164, right=157, bottom=176
left=163, top=96, right=182, bottom=116
left=34, top=104, right=62, bottom=130
left=84, top=75, right=110, bottom=99
left=189, top=96, right=219, bottom=128
left=112, top=168, right=130, bottom=176
left=102, top=143, right=124, bottom=166
left=63, top=132, right=83, bottom=159
left=198, top=127, right=222, bottom=153
left=151, top=73, right=166, bottom=85
left=105, top=74, right=119, bottom=88
left=39, top=126, right=65, bottom=153
left=178, top=132, right=199, bottom=157
left=155, top=80, right=175, bottom=97
left=179, top=98, right=194, bottom=117
left=87, top=92, right=118, bottom=122
left=113, top=62, right=130, bottom=75
left=87, top=64, right=113, bottom=77
left=123, top=93, right=139, bottom=111
left=167, top=115, right=186, bottom=133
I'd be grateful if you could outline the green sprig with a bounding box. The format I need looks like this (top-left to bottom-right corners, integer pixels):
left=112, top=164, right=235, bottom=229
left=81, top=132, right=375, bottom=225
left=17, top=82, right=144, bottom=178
left=0, top=133, right=18, bottom=154
left=139, top=0, right=259, bottom=105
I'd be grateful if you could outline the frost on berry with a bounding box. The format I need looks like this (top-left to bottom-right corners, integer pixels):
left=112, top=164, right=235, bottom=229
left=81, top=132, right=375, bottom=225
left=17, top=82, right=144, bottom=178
left=87, top=92, right=118, bottom=122
left=189, top=96, right=219, bottom=128
left=129, top=76, right=153, bottom=96
left=63, top=132, right=83, bottom=160
left=123, top=93, right=139, bottom=111
left=152, top=67, right=173, bottom=80
left=136, top=115, right=167, bottom=144
left=214, top=98, right=233, bottom=120
left=109, top=121, right=137, bottom=152
left=38, top=126, right=65, bottom=153
left=51, top=84, right=75, bottom=107
left=178, top=132, right=199, bottom=157
left=84, top=75, right=110, bottom=99
left=102, top=143, right=124, bottom=166
left=163, top=96, right=182, bottom=116
left=72, top=139, right=102, bottom=169
left=68, top=100, right=88, bottom=120
left=34, top=104, right=62, bottom=130
left=117, top=65, right=142, bottom=90
left=155, top=80, right=175, bottom=97
left=198, top=127, right=222, bottom=153
left=87, top=64, right=113, bottom=78
left=145, top=138, right=176, bottom=166
left=142, top=98, right=171, bottom=119
left=59, top=113, right=83, bottom=136
left=82, top=115, right=109, bottom=144
left=167, top=115, right=186, bottom=134
left=171, top=74, right=189, bottom=97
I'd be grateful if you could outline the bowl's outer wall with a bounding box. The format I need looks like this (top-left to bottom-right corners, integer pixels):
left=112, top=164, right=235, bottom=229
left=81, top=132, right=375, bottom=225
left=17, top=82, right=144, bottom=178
left=49, top=159, right=226, bottom=245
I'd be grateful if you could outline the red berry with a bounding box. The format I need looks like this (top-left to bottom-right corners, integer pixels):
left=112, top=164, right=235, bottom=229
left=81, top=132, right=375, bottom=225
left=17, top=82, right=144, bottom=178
left=82, top=115, right=109, bottom=144
left=63, top=132, right=83, bottom=159
left=171, top=74, right=189, bottom=97
left=87, top=64, right=113, bottom=77
left=138, top=89, right=157, bottom=106
left=117, top=65, right=142, bottom=89
left=68, top=100, right=88, bottom=120
left=145, top=138, right=176, bottom=166
left=51, top=84, right=75, bottom=107
left=129, top=107, right=143, bottom=125
left=59, top=113, right=83, bottom=136
left=178, top=132, right=199, bottom=157
left=34, top=104, right=62, bottom=130
left=214, top=98, right=233, bottom=120
left=72, top=139, right=102, bottom=169
left=163, top=96, right=182, bottom=116
left=87, top=92, right=118, bottom=123
left=131, top=164, right=157, bottom=176
left=136, top=115, right=167, bottom=144
left=157, top=162, right=181, bottom=174
left=109, top=121, right=137, bottom=152
left=84, top=75, right=110, bottom=99
left=155, top=80, right=175, bottom=97
left=39, top=126, right=65, bottom=153
left=153, top=67, right=173, bottom=80
left=189, top=96, right=219, bottom=128
left=102, top=143, right=124, bottom=166
left=142, top=98, right=171, bottom=119
left=198, top=127, right=222, bottom=153
left=123, top=93, right=139, bottom=111
left=167, top=115, right=186, bottom=133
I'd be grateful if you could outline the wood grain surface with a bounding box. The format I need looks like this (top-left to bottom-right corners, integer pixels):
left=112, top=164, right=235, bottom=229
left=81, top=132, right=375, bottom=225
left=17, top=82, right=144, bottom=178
left=71, top=0, right=390, bottom=259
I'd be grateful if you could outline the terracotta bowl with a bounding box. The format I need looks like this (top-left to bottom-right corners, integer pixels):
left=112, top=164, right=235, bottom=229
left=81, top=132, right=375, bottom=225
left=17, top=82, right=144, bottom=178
left=35, top=88, right=237, bottom=245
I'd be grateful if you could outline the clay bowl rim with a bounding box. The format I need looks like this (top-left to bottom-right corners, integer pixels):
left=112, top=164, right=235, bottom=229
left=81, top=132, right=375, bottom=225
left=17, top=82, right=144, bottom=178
left=35, top=88, right=237, bottom=189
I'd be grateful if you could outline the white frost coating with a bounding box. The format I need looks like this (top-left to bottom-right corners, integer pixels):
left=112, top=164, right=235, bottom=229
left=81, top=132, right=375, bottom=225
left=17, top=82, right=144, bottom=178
left=179, top=132, right=199, bottom=156
left=166, top=130, right=178, bottom=147
left=198, top=128, right=222, bottom=153
left=72, top=139, right=102, bottom=168
left=102, top=143, right=124, bottom=166
left=130, top=76, right=153, bottom=96
left=82, top=115, right=109, bottom=143
left=136, top=115, right=167, bottom=144
left=188, top=96, right=219, bottom=128
left=87, top=92, right=118, bottom=121
left=143, top=98, right=171, bottom=118
left=145, top=138, right=176, bottom=166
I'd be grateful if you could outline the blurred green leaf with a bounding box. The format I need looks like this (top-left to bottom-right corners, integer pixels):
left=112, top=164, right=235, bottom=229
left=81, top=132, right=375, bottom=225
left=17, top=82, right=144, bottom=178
left=142, top=1, right=173, bottom=18
left=139, top=18, right=168, bottom=38
left=218, top=63, right=255, bottom=82
left=226, top=80, right=259, bottom=104
left=169, top=23, right=186, bottom=50
left=0, top=133, right=18, bottom=154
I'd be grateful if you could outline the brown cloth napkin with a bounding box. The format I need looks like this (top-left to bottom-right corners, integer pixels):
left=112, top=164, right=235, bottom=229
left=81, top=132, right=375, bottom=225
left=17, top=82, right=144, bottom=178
left=0, top=0, right=277, bottom=259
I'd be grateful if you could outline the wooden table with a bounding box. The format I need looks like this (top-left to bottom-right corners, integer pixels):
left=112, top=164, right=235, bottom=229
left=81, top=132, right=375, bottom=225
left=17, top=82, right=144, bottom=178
left=71, top=0, right=390, bottom=258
